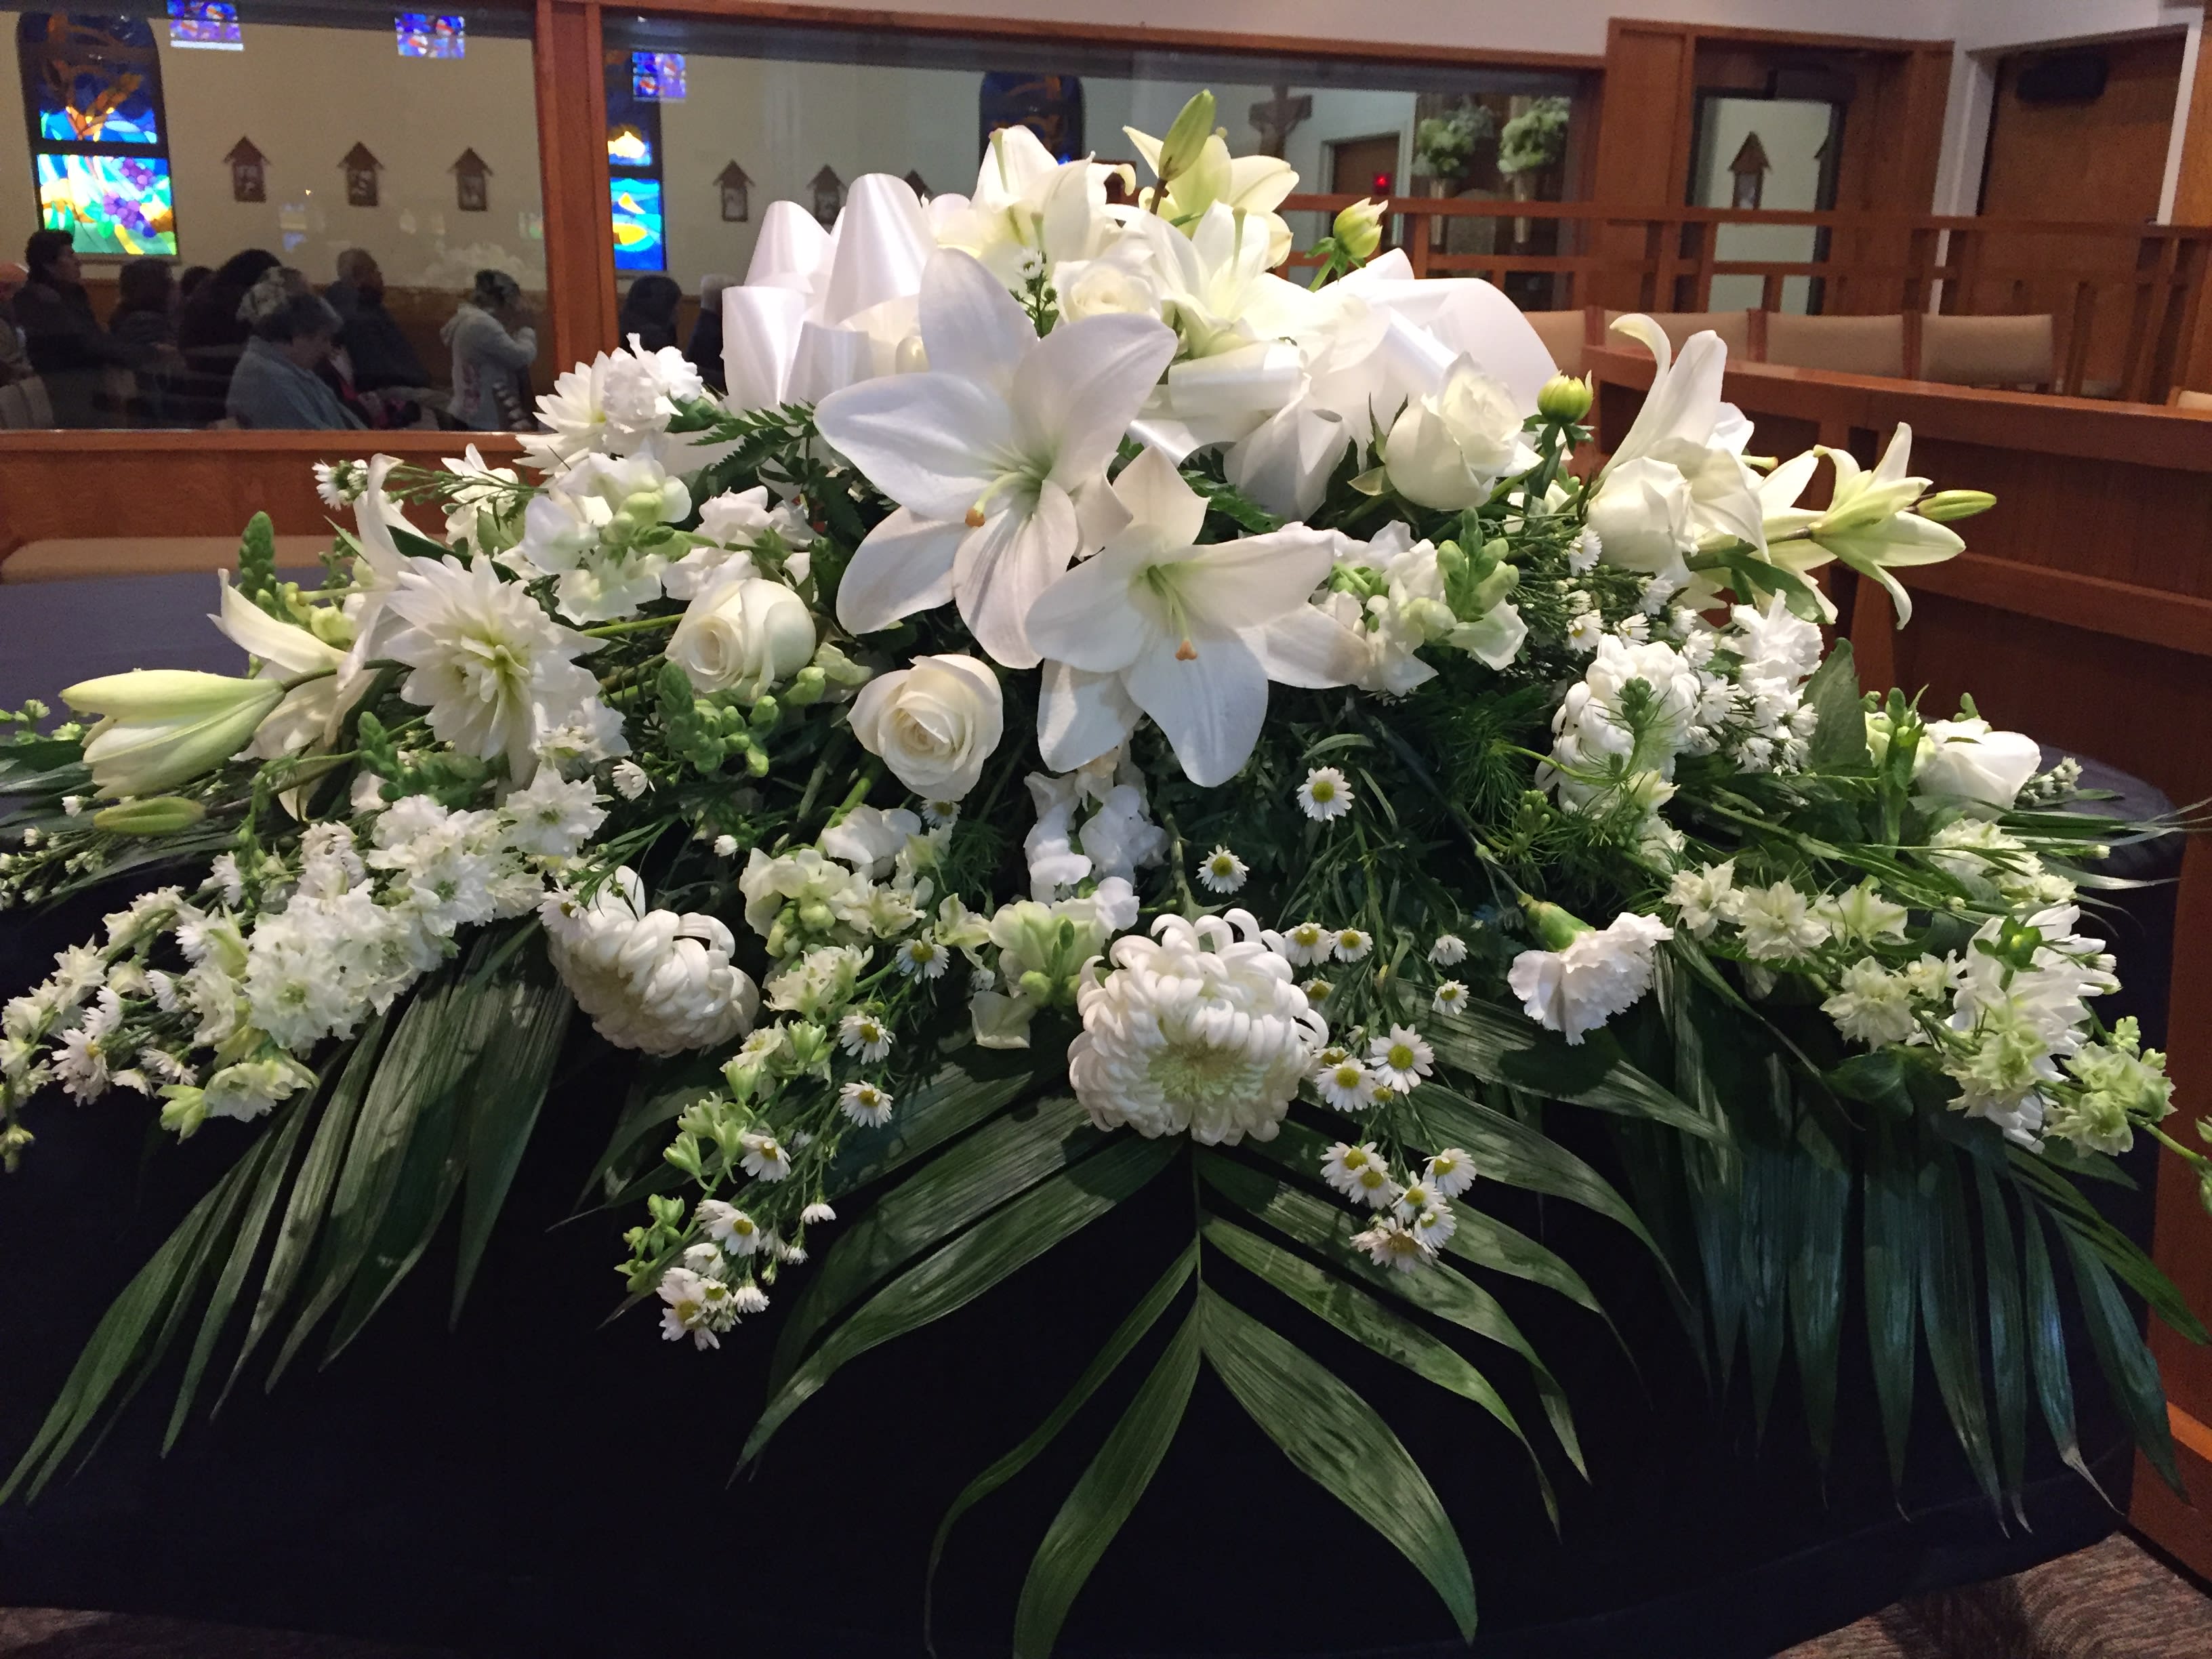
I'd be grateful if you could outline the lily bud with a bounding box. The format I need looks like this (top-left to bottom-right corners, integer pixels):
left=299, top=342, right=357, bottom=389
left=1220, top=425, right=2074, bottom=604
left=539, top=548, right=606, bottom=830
left=1536, top=373, right=1594, bottom=423
left=1156, top=90, right=1216, bottom=182
left=91, top=796, right=208, bottom=836
left=1331, top=197, right=1387, bottom=262
left=1916, top=489, right=1996, bottom=523
left=61, top=670, right=286, bottom=798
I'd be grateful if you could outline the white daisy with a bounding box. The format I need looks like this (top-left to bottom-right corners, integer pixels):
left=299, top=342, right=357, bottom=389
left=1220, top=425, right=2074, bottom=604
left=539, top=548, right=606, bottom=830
left=695, top=1199, right=764, bottom=1254
left=1432, top=979, right=1468, bottom=1014
left=1565, top=611, right=1605, bottom=654
left=1569, top=527, right=1602, bottom=573
left=712, top=834, right=739, bottom=858
left=611, top=760, right=650, bottom=800
left=1197, top=846, right=1249, bottom=894
left=1298, top=766, right=1354, bottom=821
left=739, top=1131, right=792, bottom=1181
left=1351, top=1218, right=1431, bottom=1272
left=1300, top=979, right=1334, bottom=1008
left=1313, top=1054, right=1378, bottom=1112
left=840, top=1080, right=896, bottom=1126
left=1429, top=933, right=1469, bottom=966
left=1423, top=1147, right=1477, bottom=1197
left=1393, top=1178, right=1441, bottom=1223
left=838, top=1010, right=893, bottom=1062
left=920, top=800, right=961, bottom=829
left=801, top=1201, right=838, bottom=1225
left=1405, top=1202, right=1456, bottom=1250
left=1277, top=920, right=1332, bottom=966
left=1368, top=1025, right=1435, bottom=1092
left=1319, top=1141, right=1387, bottom=1197
left=1333, top=927, right=1374, bottom=962
left=893, top=937, right=949, bottom=980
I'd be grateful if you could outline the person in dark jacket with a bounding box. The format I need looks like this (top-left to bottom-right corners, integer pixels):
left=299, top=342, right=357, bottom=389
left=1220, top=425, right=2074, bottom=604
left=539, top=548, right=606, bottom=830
left=325, top=248, right=427, bottom=392
left=107, top=258, right=182, bottom=422
left=617, top=274, right=682, bottom=353
left=175, top=247, right=279, bottom=424
left=684, top=272, right=735, bottom=394
left=226, top=267, right=363, bottom=430
left=14, top=230, right=136, bottom=426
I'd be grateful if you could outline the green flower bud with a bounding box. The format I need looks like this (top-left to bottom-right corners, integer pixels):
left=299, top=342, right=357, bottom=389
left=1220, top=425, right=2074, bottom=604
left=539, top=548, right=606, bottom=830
left=91, top=796, right=207, bottom=836
left=1331, top=197, right=1387, bottom=262
left=158, top=1086, right=208, bottom=1139
left=61, top=670, right=285, bottom=798
left=1536, top=373, right=1593, bottom=423
left=1017, top=969, right=1056, bottom=1003
left=1157, top=90, right=1217, bottom=182
left=1519, top=897, right=1593, bottom=951
left=1917, top=489, right=1997, bottom=523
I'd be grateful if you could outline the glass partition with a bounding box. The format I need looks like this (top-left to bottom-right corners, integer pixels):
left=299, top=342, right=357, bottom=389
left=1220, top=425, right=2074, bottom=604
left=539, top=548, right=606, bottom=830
left=0, top=1, right=546, bottom=429
left=596, top=14, right=1586, bottom=366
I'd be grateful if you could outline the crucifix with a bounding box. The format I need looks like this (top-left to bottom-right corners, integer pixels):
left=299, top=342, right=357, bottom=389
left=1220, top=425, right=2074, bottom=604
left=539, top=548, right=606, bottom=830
left=1248, top=85, right=1312, bottom=160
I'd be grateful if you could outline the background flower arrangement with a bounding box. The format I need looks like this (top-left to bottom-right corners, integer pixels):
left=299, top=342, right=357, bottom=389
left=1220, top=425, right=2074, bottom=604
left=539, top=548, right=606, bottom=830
left=0, top=90, right=2205, bottom=1650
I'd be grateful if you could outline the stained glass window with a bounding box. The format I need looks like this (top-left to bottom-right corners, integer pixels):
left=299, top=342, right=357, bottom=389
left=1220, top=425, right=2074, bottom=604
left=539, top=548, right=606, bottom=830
left=16, top=14, right=178, bottom=255
left=605, top=44, right=665, bottom=270
left=166, top=2, right=243, bottom=52
left=395, top=14, right=465, bottom=59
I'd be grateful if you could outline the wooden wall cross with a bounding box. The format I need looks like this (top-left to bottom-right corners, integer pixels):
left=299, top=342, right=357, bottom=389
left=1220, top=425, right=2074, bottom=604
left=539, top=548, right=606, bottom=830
left=1249, top=85, right=1313, bottom=159
left=340, top=142, right=382, bottom=207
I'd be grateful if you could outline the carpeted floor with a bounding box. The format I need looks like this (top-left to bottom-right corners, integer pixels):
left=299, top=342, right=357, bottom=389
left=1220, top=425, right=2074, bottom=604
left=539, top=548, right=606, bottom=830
left=0, top=1534, right=2204, bottom=1656
left=1777, top=1534, right=2212, bottom=1658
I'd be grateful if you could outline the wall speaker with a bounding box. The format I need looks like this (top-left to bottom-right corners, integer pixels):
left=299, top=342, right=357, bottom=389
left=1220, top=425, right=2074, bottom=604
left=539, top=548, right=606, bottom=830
left=2016, top=52, right=2108, bottom=105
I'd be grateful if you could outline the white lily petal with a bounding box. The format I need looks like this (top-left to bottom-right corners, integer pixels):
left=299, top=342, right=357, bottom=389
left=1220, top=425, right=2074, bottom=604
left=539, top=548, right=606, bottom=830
left=1013, top=312, right=1179, bottom=484
left=1023, top=539, right=1154, bottom=673
left=1872, top=422, right=1914, bottom=489
left=210, top=581, right=342, bottom=676
left=835, top=508, right=964, bottom=635
left=953, top=481, right=1079, bottom=670
left=1246, top=604, right=1365, bottom=689
left=1036, top=659, right=1143, bottom=773
left=1171, top=526, right=1336, bottom=631
left=1759, top=449, right=1823, bottom=514
left=1109, top=445, right=1207, bottom=549
left=918, top=249, right=1033, bottom=396
left=814, top=372, right=1019, bottom=520
left=1125, top=623, right=1269, bottom=788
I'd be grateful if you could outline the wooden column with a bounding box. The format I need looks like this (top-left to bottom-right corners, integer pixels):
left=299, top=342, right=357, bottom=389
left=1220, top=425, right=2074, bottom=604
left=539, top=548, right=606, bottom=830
left=2170, top=33, right=2212, bottom=391
left=535, top=0, right=618, bottom=371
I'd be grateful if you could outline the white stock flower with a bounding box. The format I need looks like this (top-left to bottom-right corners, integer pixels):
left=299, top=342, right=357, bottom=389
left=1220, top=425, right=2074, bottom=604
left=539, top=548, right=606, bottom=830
left=1507, top=910, right=1672, bottom=1045
left=848, top=653, right=1004, bottom=800
left=540, top=869, right=760, bottom=1055
left=1383, top=357, right=1537, bottom=511
left=1069, top=910, right=1326, bottom=1145
left=1734, top=882, right=1832, bottom=962
left=382, top=556, right=606, bottom=785
left=668, top=575, right=816, bottom=695
left=516, top=452, right=692, bottom=623
left=502, top=770, right=607, bottom=859
left=819, top=250, right=1176, bottom=668
left=1024, top=448, right=1354, bottom=785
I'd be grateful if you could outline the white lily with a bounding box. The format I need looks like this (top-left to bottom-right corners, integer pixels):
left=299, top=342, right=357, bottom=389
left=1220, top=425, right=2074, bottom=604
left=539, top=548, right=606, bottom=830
left=1125, top=123, right=1298, bottom=265
left=1586, top=315, right=1765, bottom=576
left=1025, top=448, right=1356, bottom=785
left=1757, top=425, right=1963, bottom=626
left=928, top=124, right=1125, bottom=287
left=817, top=249, right=1176, bottom=668
left=207, top=581, right=348, bottom=758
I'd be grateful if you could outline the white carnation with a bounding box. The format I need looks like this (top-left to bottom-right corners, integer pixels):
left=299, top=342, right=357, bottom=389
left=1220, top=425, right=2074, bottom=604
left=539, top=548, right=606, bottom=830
left=1506, top=911, right=1671, bottom=1045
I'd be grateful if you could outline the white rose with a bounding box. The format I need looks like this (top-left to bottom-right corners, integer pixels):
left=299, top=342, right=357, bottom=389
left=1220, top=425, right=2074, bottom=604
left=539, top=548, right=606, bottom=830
left=1916, top=718, right=2041, bottom=809
left=668, top=575, right=815, bottom=694
left=848, top=653, right=1003, bottom=800
left=1057, top=260, right=1160, bottom=323
left=1584, top=455, right=1696, bottom=574
left=1383, top=359, right=1533, bottom=511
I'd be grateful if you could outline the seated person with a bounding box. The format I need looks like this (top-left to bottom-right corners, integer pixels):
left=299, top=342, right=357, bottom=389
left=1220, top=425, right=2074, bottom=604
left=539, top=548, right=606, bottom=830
left=107, top=258, right=184, bottom=422
left=14, top=230, right=137, bottom=426
left=226, top=268, right=365, bottom=430
left=326, top=247, right=428, bottom=393
left=619, top=274, right=682, bottom=353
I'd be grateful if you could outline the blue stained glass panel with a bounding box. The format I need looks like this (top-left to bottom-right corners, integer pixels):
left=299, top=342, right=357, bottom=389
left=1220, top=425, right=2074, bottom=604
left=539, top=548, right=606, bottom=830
left=610, top=177, right=664, bottom=272
left=19, top=15, right=163, bottom=146
left=631, top=51, right=684, bottom=100
left=395, top=13, right=465, bottom=58
left=166, top=2, right=243, bottom=50
left=36, top=152, right=177, bottom=255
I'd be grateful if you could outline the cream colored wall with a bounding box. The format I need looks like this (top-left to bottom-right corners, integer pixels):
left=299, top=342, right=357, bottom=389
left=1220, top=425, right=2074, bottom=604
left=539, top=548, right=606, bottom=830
left=1700, top=98, right=1833, bottom=314
left=1, top=14, right=543, bottom=289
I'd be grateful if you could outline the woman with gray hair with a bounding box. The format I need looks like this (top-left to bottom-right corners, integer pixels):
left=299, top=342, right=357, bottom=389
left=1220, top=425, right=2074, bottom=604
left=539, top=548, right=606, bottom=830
left=225, top=267, right=365, bottom=430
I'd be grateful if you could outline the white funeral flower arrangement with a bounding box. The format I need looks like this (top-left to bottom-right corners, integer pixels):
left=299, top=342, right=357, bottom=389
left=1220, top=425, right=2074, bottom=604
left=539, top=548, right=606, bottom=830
left=0, top=92, right=2199, bottom=1650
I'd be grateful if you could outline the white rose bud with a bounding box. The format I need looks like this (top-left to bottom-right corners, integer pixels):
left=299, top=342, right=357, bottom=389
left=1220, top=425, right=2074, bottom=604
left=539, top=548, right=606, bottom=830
left=1384, top=359, right=1533, bottom=512
left=668, top=575, right=816, bottom=695
left=848, top=653, right=1003, bottom=801
left=1584, top=455, right=1697, bottom=574
left=1057, top=261, right=1159, bottom=324
left=1915, top=718, right=2041, bottom=810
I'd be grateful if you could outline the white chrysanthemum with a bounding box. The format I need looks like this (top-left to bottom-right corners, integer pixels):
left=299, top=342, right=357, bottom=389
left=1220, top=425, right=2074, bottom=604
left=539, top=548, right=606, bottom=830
left=382, top=555, right=607, bottom=785
left=525, top=338, right=706, bottom=470
left=1197, top=846, right=1249, bottom=894
left=1068, top=909, right=1326, bottom=1146
left=1429, top=933, right=1468, bottom=966
left=1298, top=766, right=1354, bottom=821
left=540, top=868, right=758, bottom=1056
left=1507, top=911, right=1672, bottom=1046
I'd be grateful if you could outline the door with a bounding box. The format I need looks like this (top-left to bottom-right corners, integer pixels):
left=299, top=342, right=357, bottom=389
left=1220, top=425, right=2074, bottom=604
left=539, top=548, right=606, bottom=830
left=1689, top=94, right=1843, bottom=314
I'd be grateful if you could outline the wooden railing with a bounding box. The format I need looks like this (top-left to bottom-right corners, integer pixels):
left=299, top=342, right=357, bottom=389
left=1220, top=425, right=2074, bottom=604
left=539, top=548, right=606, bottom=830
left=1283, top=194, right=2212, bottom=403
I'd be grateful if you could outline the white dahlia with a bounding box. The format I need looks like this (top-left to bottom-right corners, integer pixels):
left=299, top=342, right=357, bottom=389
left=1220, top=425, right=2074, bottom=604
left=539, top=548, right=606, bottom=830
left=1068, top=910, right=1325, bottom=1145
left=540, top=869, right=759, bottom=1056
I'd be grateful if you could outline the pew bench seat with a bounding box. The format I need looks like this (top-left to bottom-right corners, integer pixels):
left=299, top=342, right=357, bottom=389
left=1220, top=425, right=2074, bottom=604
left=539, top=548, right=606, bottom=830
left=0, top=535, right=331, bottom=584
